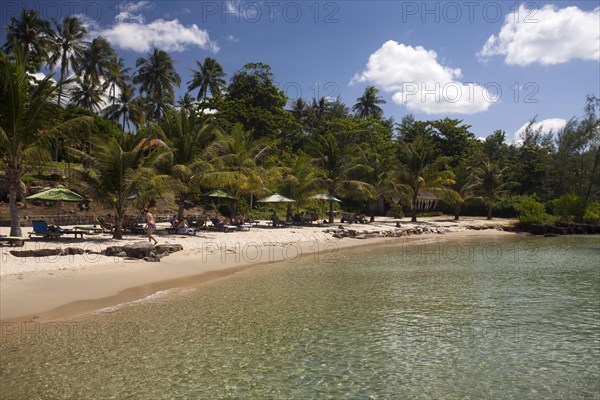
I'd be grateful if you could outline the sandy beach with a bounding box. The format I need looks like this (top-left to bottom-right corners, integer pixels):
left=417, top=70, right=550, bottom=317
left=0, top=217, right=517, bottom=322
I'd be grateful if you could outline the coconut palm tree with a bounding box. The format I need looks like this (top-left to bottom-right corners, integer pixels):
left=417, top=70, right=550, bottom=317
left=0, top=48, right=92, bottom=236
left=204, top=123, right=275, bottom=217
left=472, top=161, right=514, bottom=220
left=152, top=108, right=218, bottom=220
left=2, top=9, right=54, bottom=71
left=449, top=161, right=476, bottom=220
left=398, top=136, right=455, bottom=222
left=105, top=57, right=131, bottom=127
left=103, top=83, right=143, bottom=132
left=308, top=132, right=371, bottom=223
left=290, top=98, right=309, bottom=122
left=79, top=133, right=170, bottom=239
left=352, top=86, right=386, bottom=120
left=353, top=149, right=404, bottom=222
left=134, top=48, right=181, bottom=121
left=77, top=37, right=116, bottom=88
left=187, top=57, right=226, bottom=102
left=177, top=93, right=196, bottom=113
left=49, top=15, right=88, bottom=107
left=70, top=76, right=105, bottom=111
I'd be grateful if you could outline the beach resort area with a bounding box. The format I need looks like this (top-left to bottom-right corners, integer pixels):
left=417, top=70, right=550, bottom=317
left=1, top=1, right=599, bottom=398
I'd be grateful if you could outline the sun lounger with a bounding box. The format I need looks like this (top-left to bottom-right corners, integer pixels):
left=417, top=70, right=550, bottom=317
left=0, top=235, right=29, bottom=247
left=29, top=221, right=86, bottom=239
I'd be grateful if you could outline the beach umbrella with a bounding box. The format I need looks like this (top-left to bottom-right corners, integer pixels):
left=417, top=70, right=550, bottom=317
left=308, top=193, right=341, bottom=223
left=26, top=185, right=87, bottom=221
left=26, top=185, right=87, bottom=202
left=256, top=193, right=295, bottom=203
left=257, top=193, right=296, bottom=221
left=201, top=189, right=236, bottom=200
left=201, top=190, right=237, bottom=217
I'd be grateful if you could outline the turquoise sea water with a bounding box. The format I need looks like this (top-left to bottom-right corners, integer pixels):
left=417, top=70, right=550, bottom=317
left=1, top=235, right=599, bottom=399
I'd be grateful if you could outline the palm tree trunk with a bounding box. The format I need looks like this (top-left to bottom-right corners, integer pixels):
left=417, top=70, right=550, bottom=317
left=329, top=201, right=334, bottom=224
left=177, top=200, right=185, bottom=221
left=368, top=200, right=376, bottom=222
left=487, top=203, right=493, bottom=220
left=286, top=203, right=292, bottom=222
left=411, top=192, right=418, bottom=222
left=231, top=200, right=238, bottom=218
left=114, top=211, right=124, bottom=240
left=454, top=203, right=461, bottom=220
left=8, top=167, right=22, bottom=237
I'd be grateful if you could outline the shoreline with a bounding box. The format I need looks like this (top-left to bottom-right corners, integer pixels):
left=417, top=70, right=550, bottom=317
left=0, top=221, right=517, bottom=322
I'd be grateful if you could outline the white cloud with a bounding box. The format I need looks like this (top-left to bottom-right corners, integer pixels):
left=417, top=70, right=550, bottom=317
left=351, top=40, right=495, bottom=115
left=479, top=4, right=600, bottom=65
left=226, top=34, right=239, bottom=43
left=115, top=1, right=151, bottom=23
left=91, top=1, right=218, bottom=53
left=514, top=118, right=567, bottom=141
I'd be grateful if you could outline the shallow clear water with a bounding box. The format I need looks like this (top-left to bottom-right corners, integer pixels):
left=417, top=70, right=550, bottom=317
left=1, top=235, right=599, bottom=399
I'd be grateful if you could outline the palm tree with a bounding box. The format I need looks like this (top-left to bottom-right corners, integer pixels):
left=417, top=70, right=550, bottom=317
left=449, top=161, right=476, bottom=220
left=0, top=48, right=92, bottom=236
left=49, top=15, right=88, bottom=107
left=354, top=149, right=404, bottom=222
left=103, top=83, right=143, bottom=132
left=187, top=57, right=226, bottom=102
left=204, top=123, right=274, bottom=217
left=472, top=161, right=514, bottom=220
left=105, top=57, right=131, bottom=127
left=77, top=37, right=116, bottom=88
left=290, top=98, right=309, bottom=122
left=80, top=133, right=169, bottom=239
left=152, top=108, right=218, bottom=219
left=308, top=132, right=367, bottom=223
left=352, top=86, right=386, bottom=119
left=398, top=136, right=455, bottom=222
left=134, top=48, right=181, bottom=121
left=2, top=9, right=54, bottom=71
left=177, top=93, right=196, bottom=113
left=70, top=77, right=105, bottom=111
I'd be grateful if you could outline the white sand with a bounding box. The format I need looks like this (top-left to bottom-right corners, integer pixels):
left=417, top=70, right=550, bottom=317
left=0, top=216, right=518, bottom=321
left=0, top=216, right=515, bottom=277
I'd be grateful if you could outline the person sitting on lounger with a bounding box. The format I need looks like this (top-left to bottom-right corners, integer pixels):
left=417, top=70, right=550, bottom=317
left=173, top=216, right=189, bottom=228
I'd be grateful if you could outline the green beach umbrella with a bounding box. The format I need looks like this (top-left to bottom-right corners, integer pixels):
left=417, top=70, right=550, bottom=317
left=201, top=189, right=237, bottom=200
left=26, top=185, right=87, bottom=221
left=26, top=185, right=87, bottom=202
left=308, top=193, right=341, bottom=222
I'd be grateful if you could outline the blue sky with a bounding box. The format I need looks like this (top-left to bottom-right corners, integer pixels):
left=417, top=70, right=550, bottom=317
left=2, top=1, right=599, bottom=140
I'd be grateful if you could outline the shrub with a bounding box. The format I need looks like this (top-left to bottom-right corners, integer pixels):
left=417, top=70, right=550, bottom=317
left=583, top=201, right=600, bottom=223
left=514, top=195, right=555, bottom=224
left=386, top=204, right=404, bottom=218
left=552, top=194, right=585, bottom=222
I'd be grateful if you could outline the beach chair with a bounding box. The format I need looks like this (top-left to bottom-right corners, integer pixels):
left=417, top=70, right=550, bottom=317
left=29, top=221, right=63, bottom=239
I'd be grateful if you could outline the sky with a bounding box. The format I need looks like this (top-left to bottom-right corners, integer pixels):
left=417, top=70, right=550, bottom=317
left=2, top=0, right=599, bottom=141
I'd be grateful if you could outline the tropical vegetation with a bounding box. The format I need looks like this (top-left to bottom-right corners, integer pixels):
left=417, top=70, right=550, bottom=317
left=1, top=10, right=599, bottom=239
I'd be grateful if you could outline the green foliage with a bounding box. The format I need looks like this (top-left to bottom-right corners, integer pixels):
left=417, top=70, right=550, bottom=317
left=513, top=195, right=555, bottom=224
left=583, top=201, right=600, bottom=223
left=552, top=194, right=585, bottom=222
left=386, top=204, right=404, bottom=218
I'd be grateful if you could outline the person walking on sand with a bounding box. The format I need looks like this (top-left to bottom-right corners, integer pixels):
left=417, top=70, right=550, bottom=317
left=143, top=208, right=158, bottom=245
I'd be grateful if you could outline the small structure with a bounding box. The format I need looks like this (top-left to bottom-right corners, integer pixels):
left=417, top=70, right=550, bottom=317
left=415, top=191, right=440, bottom=211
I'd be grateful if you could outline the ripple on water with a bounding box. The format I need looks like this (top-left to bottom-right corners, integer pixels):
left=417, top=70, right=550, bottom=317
left=1, top=235, right=599, bottom=399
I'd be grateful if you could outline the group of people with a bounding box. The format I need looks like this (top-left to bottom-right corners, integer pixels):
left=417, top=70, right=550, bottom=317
left=340, top=213, right=367, bottom=224
left=291, top=212, right=314, bottom=224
